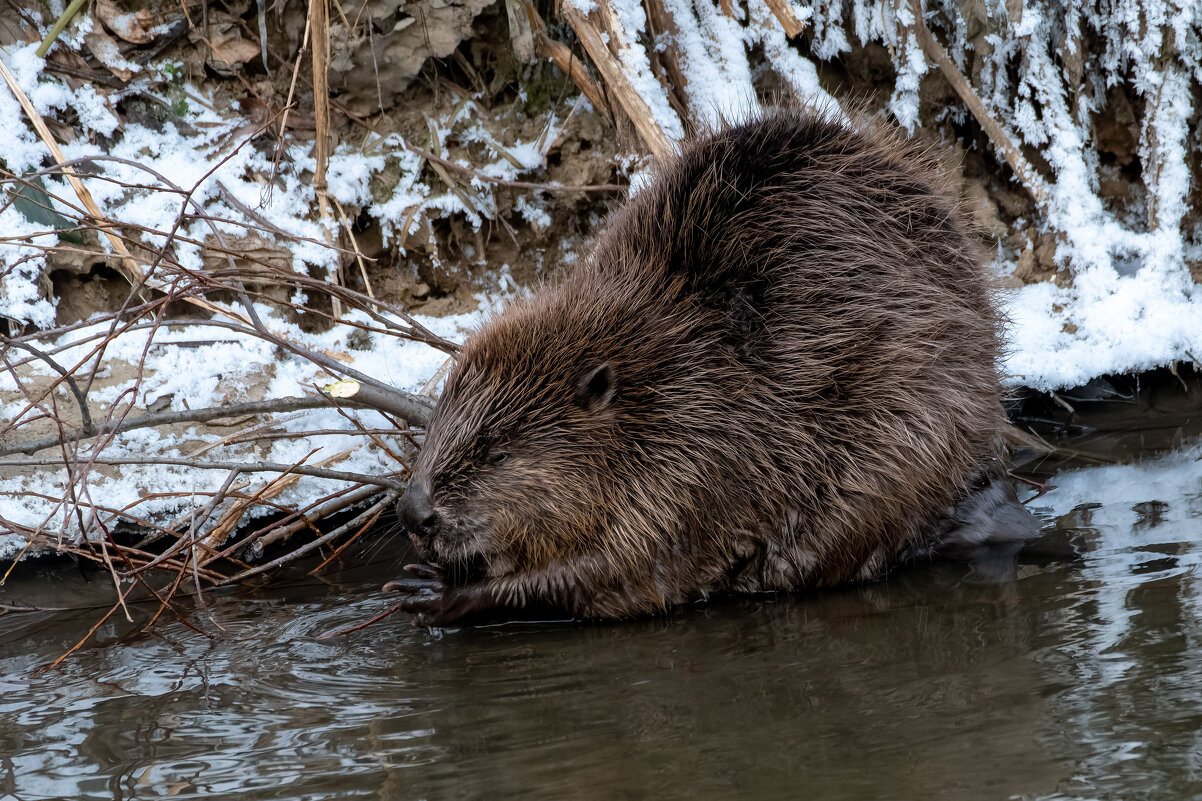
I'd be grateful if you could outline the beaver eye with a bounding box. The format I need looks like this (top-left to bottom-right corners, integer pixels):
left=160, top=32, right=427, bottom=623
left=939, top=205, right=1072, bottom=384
left=485, top=449, right=509, bottom=466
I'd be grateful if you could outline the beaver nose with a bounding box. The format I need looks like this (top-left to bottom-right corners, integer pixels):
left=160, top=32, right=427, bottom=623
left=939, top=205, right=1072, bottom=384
left=397, top=486, right=440, bottom=538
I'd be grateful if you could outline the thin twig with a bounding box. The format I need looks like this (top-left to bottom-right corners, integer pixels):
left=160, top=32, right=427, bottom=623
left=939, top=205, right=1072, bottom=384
left=215, top=490, right=398, bottom=584
left=406, top=140, right=627, bottom=192
left=0, top=55, right=238, bottom=321
left=2, top=340, right=95, bottom=436
left=316, top=599, right=407, bottom=638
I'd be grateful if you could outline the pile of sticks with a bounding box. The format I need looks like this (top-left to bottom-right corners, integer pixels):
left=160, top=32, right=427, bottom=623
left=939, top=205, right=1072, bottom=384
left=0, top=54, right=456, bottom=608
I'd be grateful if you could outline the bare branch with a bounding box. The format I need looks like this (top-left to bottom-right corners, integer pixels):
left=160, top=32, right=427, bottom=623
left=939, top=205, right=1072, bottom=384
left=0, top=456, right=405, bottom=490
left=215, top=490, right=398, bottom=585
left=0, top=395, right=382, bottom=457
left=1, top=340, right=95, bottom=437
left=906, top=0, right=1052, bottom=212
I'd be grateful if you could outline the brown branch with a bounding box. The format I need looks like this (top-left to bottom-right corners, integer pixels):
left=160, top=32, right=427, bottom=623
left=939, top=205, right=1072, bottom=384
left=763, top=0, right=805, bottom=37
left=906, top=0, right=1051, bottom=212
left=42, top=583, right=137, bottom=672
left=316, top=599, right=408, bottom=639
left=215, top=490, right=398, bottom=585
left=0, top=396, right=357, bottom=457
left=203, top=482, right=380, bottom=565
left=0, top=456, right=405, bottom=490
left=2, top=340, right=95, bottom=436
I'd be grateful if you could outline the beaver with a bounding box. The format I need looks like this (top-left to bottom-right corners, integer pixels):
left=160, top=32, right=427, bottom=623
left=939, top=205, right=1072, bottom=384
left=387, top=107, right=1032, bottom=626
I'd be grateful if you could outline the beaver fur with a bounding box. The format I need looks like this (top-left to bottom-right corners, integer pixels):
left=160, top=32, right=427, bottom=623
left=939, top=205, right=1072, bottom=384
left=388, top=107, right=1020, bottom=626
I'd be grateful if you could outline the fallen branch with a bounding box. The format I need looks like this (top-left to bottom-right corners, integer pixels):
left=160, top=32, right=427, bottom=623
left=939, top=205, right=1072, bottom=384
left=0, top=456, right=406, bottom=490
left=0, top=396, right=355, bottom=457
left=215, top=489, right=398, bottom=585
left=204, top=482, right=381, bottom=564
left=763, top=0, right=805, bottom=37
left=906, top=0, right=1051, bottom=213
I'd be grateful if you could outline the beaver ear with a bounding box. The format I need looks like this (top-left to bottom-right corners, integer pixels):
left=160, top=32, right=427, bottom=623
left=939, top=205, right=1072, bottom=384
left=576, top=363, right=616, bottom=410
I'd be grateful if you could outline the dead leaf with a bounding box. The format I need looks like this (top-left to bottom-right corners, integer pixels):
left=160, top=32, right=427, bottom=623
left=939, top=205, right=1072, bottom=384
left=95, top=0, right=155, bottom=45
left=83, top=25, right=136, bottom=82
left=189, top=14, right=260, bottom=74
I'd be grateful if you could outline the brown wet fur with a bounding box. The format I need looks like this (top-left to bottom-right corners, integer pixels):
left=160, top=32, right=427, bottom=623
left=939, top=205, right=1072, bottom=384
left=393, top=106, right=1006, bottom=625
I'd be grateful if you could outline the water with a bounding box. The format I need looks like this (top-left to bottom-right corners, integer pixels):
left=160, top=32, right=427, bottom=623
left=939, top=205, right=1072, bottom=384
left=3, top=372, right=1201, bottom=800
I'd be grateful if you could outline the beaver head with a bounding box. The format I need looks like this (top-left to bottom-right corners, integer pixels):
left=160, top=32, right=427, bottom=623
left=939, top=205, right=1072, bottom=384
left=395, top=270, right=720, bottom=584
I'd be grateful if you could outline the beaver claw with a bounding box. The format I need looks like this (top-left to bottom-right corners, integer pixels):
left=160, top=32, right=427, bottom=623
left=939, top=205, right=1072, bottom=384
left=383, top=563, right=495, bottom=628
left=402, top=562, right=444, bottom=580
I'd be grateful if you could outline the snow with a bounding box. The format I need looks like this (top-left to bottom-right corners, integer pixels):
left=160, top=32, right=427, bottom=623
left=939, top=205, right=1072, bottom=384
left=746, top=0, right=838, bottom=109
left=1004, top=275, right=1202, bottom=391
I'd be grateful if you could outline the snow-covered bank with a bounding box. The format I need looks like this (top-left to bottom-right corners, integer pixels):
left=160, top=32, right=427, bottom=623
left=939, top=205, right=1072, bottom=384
left=4, top=0, right=1202, bottom=555
left=0, top=305, right=488, bottom=559
left=1005, top=271, right=1202, bottom=392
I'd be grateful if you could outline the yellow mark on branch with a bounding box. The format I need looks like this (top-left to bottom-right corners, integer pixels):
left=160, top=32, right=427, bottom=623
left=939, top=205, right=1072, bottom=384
left=324, top=379, right=362, bottom=399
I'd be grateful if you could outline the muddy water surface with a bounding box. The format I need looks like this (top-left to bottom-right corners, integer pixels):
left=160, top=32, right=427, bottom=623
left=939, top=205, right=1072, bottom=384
left=3, top=374, right=1202, bottom=800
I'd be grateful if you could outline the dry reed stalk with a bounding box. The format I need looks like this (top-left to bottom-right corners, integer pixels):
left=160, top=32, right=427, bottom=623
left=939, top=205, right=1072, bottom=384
left=333, top=197, right=375, bottom=299
left=307, top=0, right=342, bottom=320
left=559, top=0, right=674, bottom=159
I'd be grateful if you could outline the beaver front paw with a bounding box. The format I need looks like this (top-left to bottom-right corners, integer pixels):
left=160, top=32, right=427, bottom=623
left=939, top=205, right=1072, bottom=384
left=383, top=564, right=498, bottom=628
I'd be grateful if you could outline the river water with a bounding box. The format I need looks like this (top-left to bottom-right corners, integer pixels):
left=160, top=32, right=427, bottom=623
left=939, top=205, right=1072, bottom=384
left=3, top=374, right=1201, bottom=800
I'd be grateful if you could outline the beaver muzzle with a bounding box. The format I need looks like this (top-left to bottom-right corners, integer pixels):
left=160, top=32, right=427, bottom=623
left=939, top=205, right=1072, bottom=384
left=396, top=485, right=440, bottom=556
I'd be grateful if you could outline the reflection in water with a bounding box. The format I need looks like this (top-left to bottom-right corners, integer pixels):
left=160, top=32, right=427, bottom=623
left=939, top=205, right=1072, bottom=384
left=4, top=402, right=1202, bottom=799
left=1022, top=443, right=1202, bottom=799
